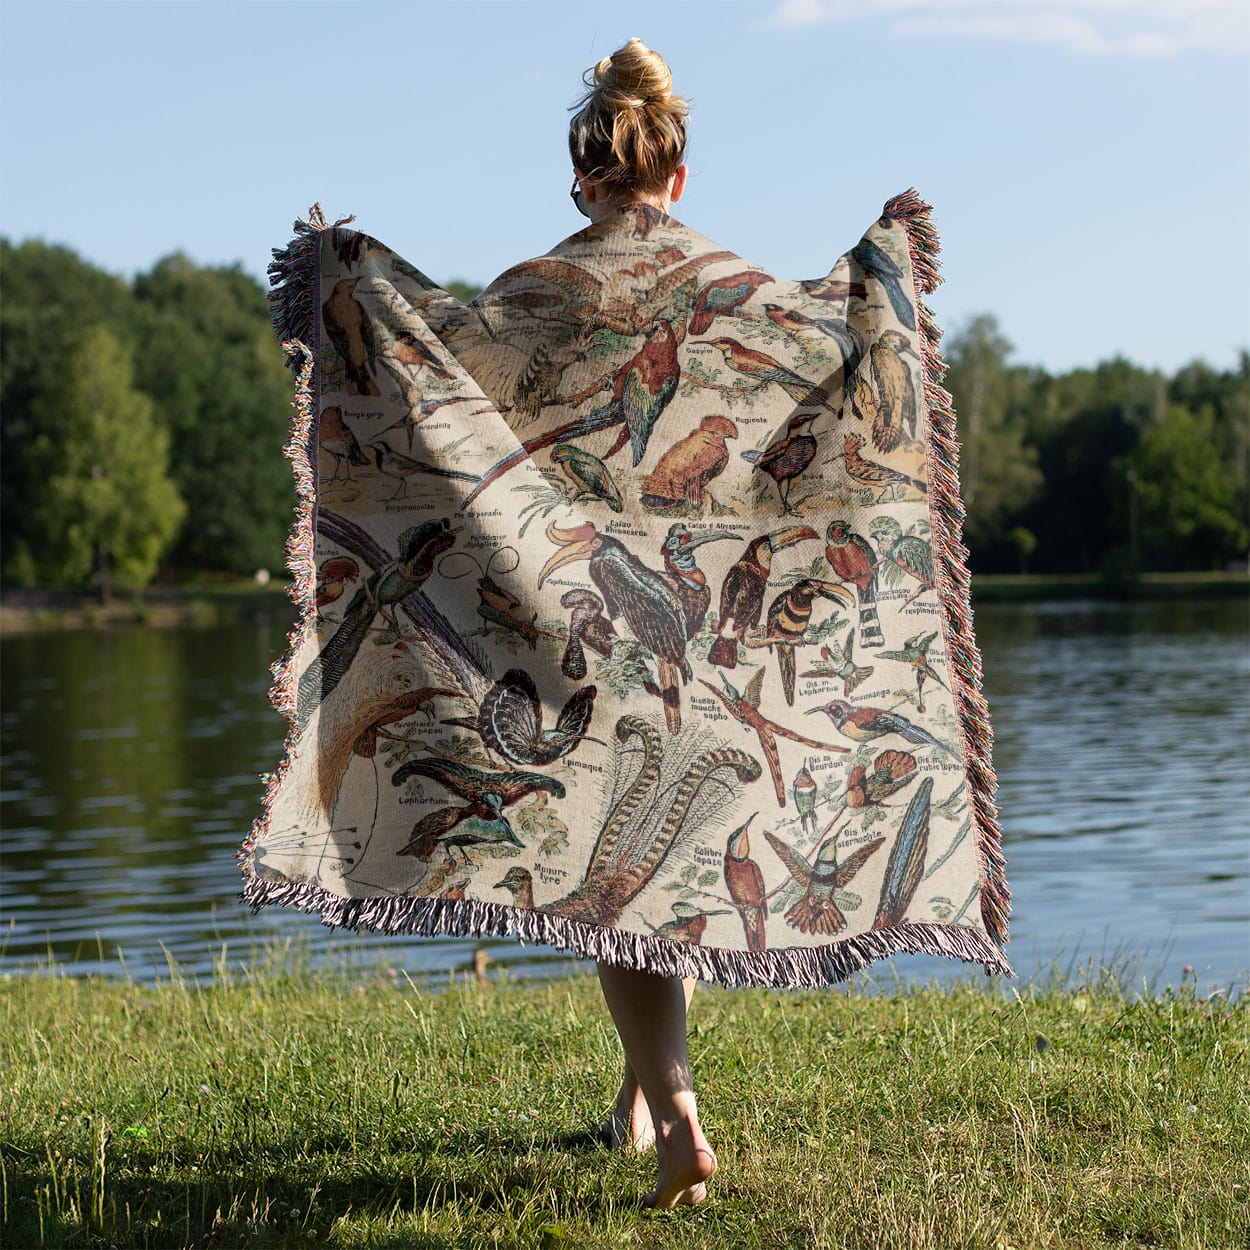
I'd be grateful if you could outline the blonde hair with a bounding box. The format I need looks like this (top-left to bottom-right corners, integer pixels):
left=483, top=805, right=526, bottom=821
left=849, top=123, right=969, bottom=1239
left=568, top=38, right=688, bottom=197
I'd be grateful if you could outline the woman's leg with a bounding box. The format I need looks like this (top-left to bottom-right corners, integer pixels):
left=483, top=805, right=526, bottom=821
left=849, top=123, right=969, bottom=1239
left=596, top=963, right=717, bottom=1208
left=602, top=977, right=696, bottom=1151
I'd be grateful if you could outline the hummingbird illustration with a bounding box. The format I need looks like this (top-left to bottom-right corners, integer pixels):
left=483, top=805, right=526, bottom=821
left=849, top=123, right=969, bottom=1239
left=879, top=630, right=947, bottom=712
left=764, top=829, right=885, bottom=935
left=799, top=626, right=874, bottom=696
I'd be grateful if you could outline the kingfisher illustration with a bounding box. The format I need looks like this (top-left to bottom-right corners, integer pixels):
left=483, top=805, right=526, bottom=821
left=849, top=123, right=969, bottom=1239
left=741, top=413, right=820, bottom=512
left=764, top=829, right=885, bottom=935
left=641, top=415, right=738, bottom=512
left=879, top=631, right=947, bottom=712
left=322, top=278, right=380, bottom=395
left=538, top=520, right=691, bottom=732
left=799, top=626, right=874, bottom=696
left=846, top=749, right=919, bottom=809
left=558, top=588, right=618, bottom=680
left=824, top=520, right=884, bottom=650
left=873, top=777, right=934, bottom=929
left=700, top=667, right=849, bottom=807
left=391, top=757, right=565, bottom=863
left=723, top=815, right=768, bottom=952
left=764, top=578, right=854, bottom=704
left=868, top=330, right=920, bottom=452
left=659, top=524, right=742, bottom=638
left=793, top=761, right=819, bottom=838
left=806, top=698, right=954, bottom=756
left=688, top=270, right=773, bottom=335
left=296, top=519, right=458, bottom=731
left=550, top=443, right=624, bottom=512
left=869, top=516, right=935, bottom=608
left=704, top=338, right=836, bottom=410
left=441, top=668, right=598, bottom=766
left=708, top=526, right=819, bottom=669
left=850, top=237, right=916, bottom=331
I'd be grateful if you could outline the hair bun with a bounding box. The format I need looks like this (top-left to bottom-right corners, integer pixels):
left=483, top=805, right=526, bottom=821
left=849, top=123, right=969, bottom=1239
left=594, top=36, right=674, bottom=110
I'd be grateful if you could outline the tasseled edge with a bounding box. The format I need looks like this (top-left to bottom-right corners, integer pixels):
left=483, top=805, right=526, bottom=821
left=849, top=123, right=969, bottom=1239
left=266, top=203, right=354, bottom=359
left=240, top=871, right=1014, bottom=988
left=882, top=188, right=1011, bottom=952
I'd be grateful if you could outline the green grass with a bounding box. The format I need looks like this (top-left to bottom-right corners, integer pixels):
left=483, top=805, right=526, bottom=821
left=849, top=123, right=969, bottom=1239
left=1, top=962, right=1246, bottom=1249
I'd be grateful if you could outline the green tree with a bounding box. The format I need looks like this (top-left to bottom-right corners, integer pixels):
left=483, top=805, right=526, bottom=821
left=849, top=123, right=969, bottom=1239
left=1129, top=405, right=1246, bottom=570
left=23, top=326, right=185, bottom=595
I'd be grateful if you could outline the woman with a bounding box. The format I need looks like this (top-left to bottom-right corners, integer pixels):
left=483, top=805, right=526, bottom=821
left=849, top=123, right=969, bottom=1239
left=246, top=37, right=1010, bottom=1214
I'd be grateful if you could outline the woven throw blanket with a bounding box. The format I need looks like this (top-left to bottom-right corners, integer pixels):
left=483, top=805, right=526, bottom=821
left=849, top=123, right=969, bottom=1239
left=239, top=191, right=1011, bottom=986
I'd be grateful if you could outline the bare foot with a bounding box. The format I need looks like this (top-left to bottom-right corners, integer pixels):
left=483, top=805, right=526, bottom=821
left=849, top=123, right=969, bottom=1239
left=602, top=1078, right=656, bottom=1151
left=645, top=1118, right=717, bottom=1209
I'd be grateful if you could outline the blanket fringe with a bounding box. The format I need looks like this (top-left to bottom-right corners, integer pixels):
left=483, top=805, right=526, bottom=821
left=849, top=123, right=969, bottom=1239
left=241, top=870, right=1013, bottom=988
left=882, top=189, right=1010, bottom=950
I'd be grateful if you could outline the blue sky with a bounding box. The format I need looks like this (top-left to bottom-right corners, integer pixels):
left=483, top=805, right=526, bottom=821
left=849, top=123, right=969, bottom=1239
left=2, top=0, right=1246, bottom=374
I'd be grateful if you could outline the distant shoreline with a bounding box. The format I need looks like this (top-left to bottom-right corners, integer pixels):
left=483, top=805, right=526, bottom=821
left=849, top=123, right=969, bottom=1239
left=1, top=570, right=1245, bottom=635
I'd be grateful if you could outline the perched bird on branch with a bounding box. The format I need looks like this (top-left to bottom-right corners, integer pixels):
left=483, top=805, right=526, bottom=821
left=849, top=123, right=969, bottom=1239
left=724, top=814, right=768, bottom=952
left=689, top=270, right=773, bottom=336
left=824, top=520, right=884, bottom=650
left=806, top=699, right=954, bottom=756
left=323, top=279, right=380, bottom=396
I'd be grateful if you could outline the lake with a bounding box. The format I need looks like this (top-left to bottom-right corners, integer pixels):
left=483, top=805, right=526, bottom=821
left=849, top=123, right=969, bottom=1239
left=2, top=596, right=1247, bottom=993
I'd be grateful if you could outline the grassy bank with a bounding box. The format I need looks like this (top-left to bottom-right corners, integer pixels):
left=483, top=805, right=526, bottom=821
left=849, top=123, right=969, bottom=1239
left=2, top=967, right=1245, bottom=1249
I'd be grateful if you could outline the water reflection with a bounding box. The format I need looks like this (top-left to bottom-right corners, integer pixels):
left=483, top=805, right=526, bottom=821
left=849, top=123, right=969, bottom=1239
left=2, top=597, right=1246, bottom=990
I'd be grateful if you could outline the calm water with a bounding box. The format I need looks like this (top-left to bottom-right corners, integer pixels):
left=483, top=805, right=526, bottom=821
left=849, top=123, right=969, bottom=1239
left=2, top=598, right=1247, bottom=991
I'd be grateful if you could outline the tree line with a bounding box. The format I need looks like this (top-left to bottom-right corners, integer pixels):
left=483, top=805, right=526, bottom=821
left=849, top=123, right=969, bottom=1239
left=1, top=238, right=1245, bottom=593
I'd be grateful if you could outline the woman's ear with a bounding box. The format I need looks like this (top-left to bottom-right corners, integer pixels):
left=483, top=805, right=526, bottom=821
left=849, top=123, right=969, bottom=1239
left=669, top=164, right=689, bottom=203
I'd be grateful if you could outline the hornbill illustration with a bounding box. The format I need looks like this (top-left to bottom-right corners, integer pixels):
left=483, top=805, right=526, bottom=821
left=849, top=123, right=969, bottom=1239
left=869, top=515, right=935, bottom=608
left=641, top=415, right=739, bottom=512
left=846, top=749, right=919, bottom=810
left=296, top=519, right=458, bottom=732
left=873, top=776, right=934, bottom=929
left=699, top=667, right=849, bottom=807
left=550, top=443, right=624, bottom=512
left=559, top=588, right=618, bottom=680
left=688, top=270, right=773, bottom=336
left=799, top=626, right=875, bottom=696
left=441, top=668, right=597, bottom=767
left=764, top=829, right=885, bottom=935
left=849, top=238, right=916, bottom=331
left=806, top=699, right=955, bottom=757
left=494, top=716, right=762, bottom=925
left=659, top=524, right=742, bottom=639
left=741, top=413, right=820, bottom=513
left=322, top=278, right=380, bottom=396
left=463, top=318, right=681, bottom=503
left=538, top=521, right=690, bottom=733
left=868, top=330, right=920, bottom=452
left=391, top=757, right=564, bottom=862
left=824, top=520, right=884, bottom=650
left=724, top=814, right=768, bottom=952
left=763, top=578, right=854, bottom=705
left=707, top=526, right=819, bottom=669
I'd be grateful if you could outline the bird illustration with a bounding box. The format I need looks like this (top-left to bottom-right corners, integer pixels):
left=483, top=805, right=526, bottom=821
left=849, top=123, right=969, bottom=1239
left=387, top=330, right=454, bottom=379
left=296, top=519, right=458, bottom=731
left=824, top=520, right=884, bottom=650
left=704, top=338, right=836, bottom=410
left=314, top=557, right=361, bottom=610
left=550, top=443, right=624, bottom=512
left=700, top=667, right=849, bottom=807
left=559, top=588, right=618, bottom=680
left=659, top=524, right=742, bottom=639
left=688, top=270, right=773, bottom=336
left=838, top=433, right=927, bottom=502
left=724, top=815, right=768, bottom=952
left=799, top=278, right=869, bottom=305
left=846, top=749, right=919, bottom=810
left=708, top=526, right=818, bottom=669
left=538, top=521, right=690, bottom=732
left=873, top=777, right=934, bottom=929
left=869, top=516, right=935, bottom=608
left=762, top=304, right=864, bottom=382
left=799, top=627, right=874, bottom=696
left=650, top=900, right=732, bottom=944
left=640, top=415, right=738, bottom=512
left=806, top=699, right=954, bottom=756
left=377, top=395, right=486, bottom=452
left=350, top=687, right=460, bottom=758
left=440, top=669, right=597, bottom=766
left=391, top=757, right=564, bottom=862
left=741, top=413, right=820, bottom=513
left=764, top=829, right=885, bottom=935
left=369, top=441, right=423, bottom=500
left=793, top=761, right=819, bottom=838
left=879, top=630, right=947, bottom=711
left=322, top=278, right=380, bottom=396
left=850, top=238, right=916, bottom=331
left=463, top=319, right=682, bottom=502
left=868, top=330, right=920, bottom=452
left=764, top=578, right=854, bottom=705
left=319, top=407, right=369, bottom=483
